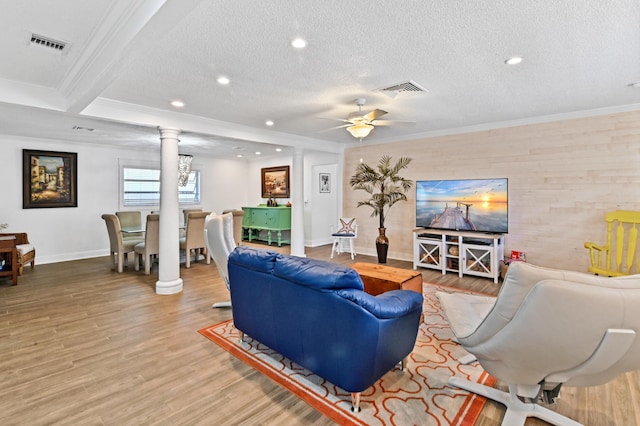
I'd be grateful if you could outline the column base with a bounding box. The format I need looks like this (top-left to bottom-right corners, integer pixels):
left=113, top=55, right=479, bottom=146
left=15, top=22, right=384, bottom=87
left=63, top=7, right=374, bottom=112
left=155, top=278, right=183, bottom=295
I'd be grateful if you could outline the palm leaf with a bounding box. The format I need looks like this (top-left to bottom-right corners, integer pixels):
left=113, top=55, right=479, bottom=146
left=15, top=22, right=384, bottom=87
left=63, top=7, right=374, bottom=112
left=349, top=156, right=413, bottom=229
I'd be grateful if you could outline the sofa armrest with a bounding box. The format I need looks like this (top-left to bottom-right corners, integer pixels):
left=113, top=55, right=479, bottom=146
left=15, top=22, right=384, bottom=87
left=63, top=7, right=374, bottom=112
left=337, top=289, right=423, bottom=319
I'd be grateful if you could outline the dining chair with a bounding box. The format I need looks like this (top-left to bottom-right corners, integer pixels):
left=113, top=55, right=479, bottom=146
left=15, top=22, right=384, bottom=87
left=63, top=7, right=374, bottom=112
left=115, top=211, right=144, bottom=244
left=102, top=214, right=138, bottom=273
left=222, top=209, right=245, bottom=246
left=180, top=211, right=211, bottom=268
left=134, top=214, right=160, bottom=275
left=182, top=208, right=202, bottom=226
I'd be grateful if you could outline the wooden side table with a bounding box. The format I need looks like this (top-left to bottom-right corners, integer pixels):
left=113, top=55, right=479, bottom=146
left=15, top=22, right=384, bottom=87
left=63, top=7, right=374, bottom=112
left=351, top=262, right=422, bottom=296
left=0, top=236, right=18, bottom=286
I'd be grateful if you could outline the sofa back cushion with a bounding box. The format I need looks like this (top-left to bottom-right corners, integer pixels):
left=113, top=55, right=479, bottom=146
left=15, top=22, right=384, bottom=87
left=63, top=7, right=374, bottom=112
left=228, top=245, right=278, bottom=273
left=273, top=254, right=363, bottom=290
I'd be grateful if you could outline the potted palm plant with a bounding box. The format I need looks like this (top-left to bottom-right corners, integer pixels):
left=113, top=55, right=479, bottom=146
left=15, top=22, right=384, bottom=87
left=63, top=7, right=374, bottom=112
left=349, top=155, right=413, bottom=263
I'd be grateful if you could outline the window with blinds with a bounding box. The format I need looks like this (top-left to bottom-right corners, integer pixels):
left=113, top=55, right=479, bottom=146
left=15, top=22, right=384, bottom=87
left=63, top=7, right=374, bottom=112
left=122, top=167, right=200, bottom=207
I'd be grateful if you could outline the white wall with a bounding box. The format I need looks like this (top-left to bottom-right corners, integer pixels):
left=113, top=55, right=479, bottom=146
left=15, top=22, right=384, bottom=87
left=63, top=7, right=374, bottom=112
left=0, top=136, right=251, bottom=265
left=198, top=157, right=250, bottom=214
left=247, top=151, right=342, bottom=247
left=309, top=163, right=339, bottom=247
left=343, top=110, right=640, bottom=272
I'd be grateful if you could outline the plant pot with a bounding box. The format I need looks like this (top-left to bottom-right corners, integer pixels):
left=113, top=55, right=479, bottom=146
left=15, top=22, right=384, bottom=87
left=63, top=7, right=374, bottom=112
left=376, top=227, right=389, bottom=263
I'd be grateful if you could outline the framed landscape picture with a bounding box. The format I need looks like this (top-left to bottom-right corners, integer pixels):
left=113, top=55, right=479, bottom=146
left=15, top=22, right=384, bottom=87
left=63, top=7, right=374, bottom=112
left=261, top=165, right=290, bottom=198
left=23, top=149, right=78, bottom=208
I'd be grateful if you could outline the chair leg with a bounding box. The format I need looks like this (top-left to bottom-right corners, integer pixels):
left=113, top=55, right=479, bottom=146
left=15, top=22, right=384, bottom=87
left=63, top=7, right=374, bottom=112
left=448, top=377, right=582, bottom=426
left=350, top=392, right=361, bottom=412
left=349, top=239, right=355, bottom=260
left=330, top=239, right=337, bottom=259
left=185, top=249, right=191, bottom=268
left=144, top=254, right=151, bottom=275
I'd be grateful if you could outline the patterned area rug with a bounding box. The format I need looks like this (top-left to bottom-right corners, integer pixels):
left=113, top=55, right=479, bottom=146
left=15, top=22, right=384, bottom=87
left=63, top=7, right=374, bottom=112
left=198, top=283, right=495, bottom=426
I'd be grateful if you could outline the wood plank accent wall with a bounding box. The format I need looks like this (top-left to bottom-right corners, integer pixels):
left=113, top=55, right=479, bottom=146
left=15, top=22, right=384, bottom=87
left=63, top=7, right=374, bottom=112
left=343, top=110, right=640, bottom=272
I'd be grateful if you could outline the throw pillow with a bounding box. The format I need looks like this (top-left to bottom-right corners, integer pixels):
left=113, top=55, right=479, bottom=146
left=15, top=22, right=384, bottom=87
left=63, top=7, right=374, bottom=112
left=334, top=218, right=356, bottom=235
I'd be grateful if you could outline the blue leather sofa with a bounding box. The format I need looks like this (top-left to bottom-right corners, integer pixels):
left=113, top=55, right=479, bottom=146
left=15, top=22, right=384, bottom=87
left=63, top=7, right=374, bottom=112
left=228, top=246, right=423, bottom=411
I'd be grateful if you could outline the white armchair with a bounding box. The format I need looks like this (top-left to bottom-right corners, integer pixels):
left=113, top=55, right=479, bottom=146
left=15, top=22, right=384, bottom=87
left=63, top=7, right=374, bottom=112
left=437, top=261, right=640, bottom=426
left=204, top=212, right=236, bottom=308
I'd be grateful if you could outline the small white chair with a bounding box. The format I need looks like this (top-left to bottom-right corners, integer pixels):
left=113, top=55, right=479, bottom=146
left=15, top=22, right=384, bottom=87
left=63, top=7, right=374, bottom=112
left=330, top=217, right=357, bottom=260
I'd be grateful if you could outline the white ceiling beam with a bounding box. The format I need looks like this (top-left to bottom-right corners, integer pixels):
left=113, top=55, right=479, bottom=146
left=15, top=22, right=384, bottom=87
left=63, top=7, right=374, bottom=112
left=81, top=98, right=345, bottom=153
left=61, top=0, right=204, bottom=114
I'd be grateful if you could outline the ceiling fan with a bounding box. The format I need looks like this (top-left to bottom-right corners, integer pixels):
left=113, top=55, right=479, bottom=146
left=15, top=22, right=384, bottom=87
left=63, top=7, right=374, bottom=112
left=323, top=98, right=415, bottom=140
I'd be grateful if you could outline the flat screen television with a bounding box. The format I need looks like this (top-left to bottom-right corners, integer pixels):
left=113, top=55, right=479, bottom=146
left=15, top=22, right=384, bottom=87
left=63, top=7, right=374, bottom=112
left=416, top=178, right=508, bottom=234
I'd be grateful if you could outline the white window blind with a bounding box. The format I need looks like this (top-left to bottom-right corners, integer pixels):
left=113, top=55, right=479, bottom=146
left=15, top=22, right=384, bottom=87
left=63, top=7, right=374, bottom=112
left=122, top=167, right=200, bottom=207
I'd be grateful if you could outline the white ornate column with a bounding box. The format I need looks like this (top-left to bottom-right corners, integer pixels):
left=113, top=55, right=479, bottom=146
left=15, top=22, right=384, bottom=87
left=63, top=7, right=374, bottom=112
left=290, top=148, right=306, bottom=257
left=155, top=127, right=183, bottom=295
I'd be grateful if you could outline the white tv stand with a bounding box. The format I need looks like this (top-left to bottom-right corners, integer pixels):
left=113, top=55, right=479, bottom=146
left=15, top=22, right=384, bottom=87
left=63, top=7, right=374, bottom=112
left=413, top=228, right=504, bottom=283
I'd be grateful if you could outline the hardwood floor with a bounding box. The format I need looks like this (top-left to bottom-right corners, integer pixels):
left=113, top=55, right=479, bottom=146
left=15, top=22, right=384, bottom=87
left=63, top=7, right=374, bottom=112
left=0, top=244, right=637, bottom=425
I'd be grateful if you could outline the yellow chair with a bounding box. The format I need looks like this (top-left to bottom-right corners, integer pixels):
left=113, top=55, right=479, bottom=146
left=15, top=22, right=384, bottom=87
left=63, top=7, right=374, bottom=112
left=584, top=210, right=640, bottom=276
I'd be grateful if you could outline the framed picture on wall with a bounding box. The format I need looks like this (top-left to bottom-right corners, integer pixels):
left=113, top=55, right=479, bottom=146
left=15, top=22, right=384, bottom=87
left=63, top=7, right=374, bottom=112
left=261, top=165, right=290, bottom=198
left=23, top=149, right=78, bottom=208
left=319, top=173, right=330, bottom=193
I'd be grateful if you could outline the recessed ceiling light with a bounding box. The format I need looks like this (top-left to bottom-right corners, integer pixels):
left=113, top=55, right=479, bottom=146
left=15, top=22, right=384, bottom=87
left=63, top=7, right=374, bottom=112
left=170, top=100, right=185, bottom=108
left=275, top=148, right=282, bottom=152
left=217, top=76, right=230, bottom=85
left=236, top=154, right=243, bottom=158
left=265, top=120, right=274, bottom=126
left=291, top=38, right=307, bottom=49
left=504, top=56, right=523, bottom=65
left=255, top=151, right=261, bottom=155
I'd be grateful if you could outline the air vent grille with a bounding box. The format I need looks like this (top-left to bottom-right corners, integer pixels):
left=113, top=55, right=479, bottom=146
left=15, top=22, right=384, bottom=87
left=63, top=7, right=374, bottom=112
left=30, top=33, right=67, bottom=51
left=377, top=80, right=428, bottom=98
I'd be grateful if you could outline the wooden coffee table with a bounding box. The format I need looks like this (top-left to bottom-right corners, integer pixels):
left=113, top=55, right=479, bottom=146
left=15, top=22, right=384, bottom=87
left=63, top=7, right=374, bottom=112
left=351, top=262, right=422, bottom=296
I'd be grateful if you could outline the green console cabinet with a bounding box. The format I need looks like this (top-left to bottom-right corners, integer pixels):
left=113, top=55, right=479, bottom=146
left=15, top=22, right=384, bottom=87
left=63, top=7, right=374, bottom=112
left=241, top=206, right=291, bottom=246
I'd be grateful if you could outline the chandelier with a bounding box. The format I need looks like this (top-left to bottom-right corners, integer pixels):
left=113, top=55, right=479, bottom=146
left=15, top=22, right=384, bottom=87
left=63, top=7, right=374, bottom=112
left=178, top=154, right=193, bottom=186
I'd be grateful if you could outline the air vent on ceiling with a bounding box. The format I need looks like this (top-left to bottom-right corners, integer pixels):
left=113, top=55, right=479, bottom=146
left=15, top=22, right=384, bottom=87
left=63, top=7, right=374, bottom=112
left=377, top=80, right=428, bottom=98
left=29, top=33, right=67, bottom=51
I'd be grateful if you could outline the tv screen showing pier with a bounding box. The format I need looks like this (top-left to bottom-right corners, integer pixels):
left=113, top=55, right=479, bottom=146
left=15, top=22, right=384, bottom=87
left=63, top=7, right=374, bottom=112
left=416, top=178, right=508, bottom=234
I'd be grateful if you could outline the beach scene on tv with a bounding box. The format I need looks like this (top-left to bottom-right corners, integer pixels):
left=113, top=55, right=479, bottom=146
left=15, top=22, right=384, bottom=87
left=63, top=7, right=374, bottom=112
left=416, top=178, right=508, bottom=233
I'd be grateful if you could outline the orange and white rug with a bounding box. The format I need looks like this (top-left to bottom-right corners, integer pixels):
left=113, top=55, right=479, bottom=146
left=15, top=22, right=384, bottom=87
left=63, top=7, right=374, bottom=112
left=198, top=283, right=495, bottom=426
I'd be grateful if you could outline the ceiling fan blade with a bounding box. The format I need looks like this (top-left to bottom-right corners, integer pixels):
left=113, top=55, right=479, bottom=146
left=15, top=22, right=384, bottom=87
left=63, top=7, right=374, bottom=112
left=316, top=116, right=352, bottom=124
left=318, top=123, right=351, bottom=133
left=363, top=109, right=388, bottom=121
left=371, top=120, right=416, bottom=127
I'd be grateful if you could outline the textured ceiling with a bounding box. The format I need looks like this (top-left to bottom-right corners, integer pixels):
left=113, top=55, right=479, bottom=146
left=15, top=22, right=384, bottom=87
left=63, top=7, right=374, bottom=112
left=1, top=0, right=640, bottom=159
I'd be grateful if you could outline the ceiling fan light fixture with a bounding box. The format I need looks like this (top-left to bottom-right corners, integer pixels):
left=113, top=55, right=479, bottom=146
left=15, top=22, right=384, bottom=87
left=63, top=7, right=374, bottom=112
left=347, top=123, right=374, bottom=140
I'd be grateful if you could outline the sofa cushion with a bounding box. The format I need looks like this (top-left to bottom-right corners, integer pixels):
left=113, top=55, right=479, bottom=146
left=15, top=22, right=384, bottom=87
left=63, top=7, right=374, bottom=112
left=16, top=244, right=34, bottom=256
left=338, top=288, right=423, bottom=319
left=228, top=246, right=278, bottom=273
left=273, top=255, right=363, bottom=291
